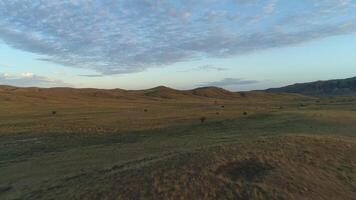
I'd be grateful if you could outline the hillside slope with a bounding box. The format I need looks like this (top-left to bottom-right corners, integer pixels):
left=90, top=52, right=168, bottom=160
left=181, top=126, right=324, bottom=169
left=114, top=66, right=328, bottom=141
left=0, top=84, right=355, bottom=200
left=266, top=76, right=356, bottom=96
left=0, top=84, right=311, bottom=134
left=0, top=85, right=306, bottom=102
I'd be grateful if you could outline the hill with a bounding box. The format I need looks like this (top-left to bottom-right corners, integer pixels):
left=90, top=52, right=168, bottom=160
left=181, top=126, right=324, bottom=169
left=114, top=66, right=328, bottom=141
left=266, top=76, right=356, bottom=96
left=191, top=87, right=236, bottom=99
left=0, top=85, right=306, bottom=102
left=0, top=84, right=310, bottom=134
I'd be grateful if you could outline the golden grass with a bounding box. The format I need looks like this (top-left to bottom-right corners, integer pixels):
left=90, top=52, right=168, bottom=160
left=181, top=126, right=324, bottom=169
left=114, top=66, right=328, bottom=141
left=0, top=86, right=355, bottom=199
left=0, top=86, right=310, bottom=134
left=26, top=135, right=353, bottom=200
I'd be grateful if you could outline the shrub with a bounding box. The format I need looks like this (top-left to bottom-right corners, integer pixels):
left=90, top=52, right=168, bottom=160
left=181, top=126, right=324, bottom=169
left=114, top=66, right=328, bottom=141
left=243, top=112, right=248, bottom=116
left=200, top=116, right=206, bottom=123
left=52, top=111, right=57, bottom=115
left=221, top=105, right=225, bottom=108
left=144, top=109, right=148, bottom=112
left=216, top=112, right=220, bottom=115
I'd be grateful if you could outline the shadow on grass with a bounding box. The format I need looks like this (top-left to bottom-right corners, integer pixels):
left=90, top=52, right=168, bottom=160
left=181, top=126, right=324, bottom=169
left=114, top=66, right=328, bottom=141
left=216, top=158, right=273, bottom=182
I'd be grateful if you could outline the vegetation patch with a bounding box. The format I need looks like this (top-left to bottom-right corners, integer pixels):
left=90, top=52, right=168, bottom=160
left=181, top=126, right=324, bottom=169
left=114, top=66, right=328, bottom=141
left=0, top=185, right=12, bottom=193
left=216, top=158, right=273, bottom=182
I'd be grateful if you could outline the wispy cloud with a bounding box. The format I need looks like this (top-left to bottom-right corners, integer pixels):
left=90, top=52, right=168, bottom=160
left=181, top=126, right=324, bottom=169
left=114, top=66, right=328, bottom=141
left=0, top=72, right=71, bottom=87
left=78, top=74, right=105, bottom=78
left=198, top=78, right=259, bottom=87
left=0, top=64, right=12, bottom=68
left=178, top=65, right=227, bottom=72
left=0, top=0, right=355, bottom=74
left=262, top=0, right=278, bottom=14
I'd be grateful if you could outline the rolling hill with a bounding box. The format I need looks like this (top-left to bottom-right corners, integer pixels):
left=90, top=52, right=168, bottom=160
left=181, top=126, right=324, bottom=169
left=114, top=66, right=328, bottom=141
left=0, top=85, right=305, bottom=102
left=0, top=83, right=355, bottom=199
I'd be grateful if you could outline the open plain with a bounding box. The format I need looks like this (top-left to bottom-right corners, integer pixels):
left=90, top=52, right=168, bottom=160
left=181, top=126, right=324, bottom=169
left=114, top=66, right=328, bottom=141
left=0, top=86, right=355, bottom=200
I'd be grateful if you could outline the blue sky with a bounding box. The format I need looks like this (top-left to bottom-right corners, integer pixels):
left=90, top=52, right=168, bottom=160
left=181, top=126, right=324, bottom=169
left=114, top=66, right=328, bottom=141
left=0, top=0, right=355, bottom=91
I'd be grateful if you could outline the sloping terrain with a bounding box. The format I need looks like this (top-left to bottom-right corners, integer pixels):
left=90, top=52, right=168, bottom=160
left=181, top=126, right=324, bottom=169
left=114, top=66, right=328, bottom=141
left=266, top=76, right=356, bottom=96
left=0, top=85, right=309, bottom=134
left=0, top=85, right=355, bottom=199
left=52, top=135, right=354, bottom=200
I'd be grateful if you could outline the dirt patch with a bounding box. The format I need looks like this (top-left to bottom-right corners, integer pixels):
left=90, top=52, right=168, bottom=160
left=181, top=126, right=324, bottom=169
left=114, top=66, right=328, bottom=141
left=216, top=158, right=273, bottom=182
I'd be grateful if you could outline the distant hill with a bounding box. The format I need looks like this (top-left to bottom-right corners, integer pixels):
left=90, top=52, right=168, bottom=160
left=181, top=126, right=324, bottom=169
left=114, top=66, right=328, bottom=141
left=0, top=84, right=308, bottom=104
left=191, top=87, right=235, bottom=99
left=266, top=77, right=356, bottom=96
left=142, top=86, right=238, bottom=99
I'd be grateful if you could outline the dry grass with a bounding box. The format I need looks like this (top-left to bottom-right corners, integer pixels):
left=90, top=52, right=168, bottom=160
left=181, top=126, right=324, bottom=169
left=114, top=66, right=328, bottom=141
left=22, top=135, right=355, bottom=200
left=0, top=86, right=309, bottom=134
left=0, top=86, right=355, bottom=199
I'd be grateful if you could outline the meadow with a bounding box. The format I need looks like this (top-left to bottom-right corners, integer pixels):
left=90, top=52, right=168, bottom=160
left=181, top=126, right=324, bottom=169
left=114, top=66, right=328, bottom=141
left=0, top=86, right=355, bottom=199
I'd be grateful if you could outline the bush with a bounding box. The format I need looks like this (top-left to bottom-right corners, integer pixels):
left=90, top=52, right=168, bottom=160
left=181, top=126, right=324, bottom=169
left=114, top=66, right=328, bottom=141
left=221, top=105, right=225, bottom=108
left=52, top=111, right=57, bottom=115
left=200, top=117, right=206, bottom=123
left=243, top=112, right=248, bottom=116
left=216, top=112, right=220, bottom=115
left=144, top=109, right=148, bottom=112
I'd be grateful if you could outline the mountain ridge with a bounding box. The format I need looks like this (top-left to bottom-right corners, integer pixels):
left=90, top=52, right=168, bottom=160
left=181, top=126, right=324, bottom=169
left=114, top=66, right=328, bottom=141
left=266, top=76, right=356, bottom=96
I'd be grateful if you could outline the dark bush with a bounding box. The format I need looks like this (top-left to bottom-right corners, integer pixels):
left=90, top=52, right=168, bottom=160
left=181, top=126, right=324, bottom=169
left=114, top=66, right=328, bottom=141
left=216, top=112, right=220, bottom=115
left=221, top=105, right=225, bottom=108
left=52, top=111, right=57, bottom=115
left=200, top=116, right=206, bottom=123
left=243, top=112, right=248, bottom=116
left=144, top=109, right=148, bottom=112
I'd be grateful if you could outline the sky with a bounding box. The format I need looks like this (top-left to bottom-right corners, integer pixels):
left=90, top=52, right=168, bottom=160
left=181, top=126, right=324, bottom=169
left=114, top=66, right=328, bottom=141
left=0, top=0, right=355, bottom=91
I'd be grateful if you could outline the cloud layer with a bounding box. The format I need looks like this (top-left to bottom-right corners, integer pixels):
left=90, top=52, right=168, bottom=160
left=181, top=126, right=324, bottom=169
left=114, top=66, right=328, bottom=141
left=0, top=73, right=70, bottom=87
left=178, top=65, right=227, bottom=72
left=199, top=78, right=259, bottom=87
left=0, top=0, right=355, bottom=74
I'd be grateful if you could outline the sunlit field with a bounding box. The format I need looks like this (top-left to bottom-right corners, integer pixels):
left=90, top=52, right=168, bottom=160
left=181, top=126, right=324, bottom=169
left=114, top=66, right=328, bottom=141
left=1, top=86, right=355, bottom=199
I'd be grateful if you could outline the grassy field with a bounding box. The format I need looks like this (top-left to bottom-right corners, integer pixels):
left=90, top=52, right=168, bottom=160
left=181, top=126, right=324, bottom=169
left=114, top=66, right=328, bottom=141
left=0, top=86, right=355, bottom=199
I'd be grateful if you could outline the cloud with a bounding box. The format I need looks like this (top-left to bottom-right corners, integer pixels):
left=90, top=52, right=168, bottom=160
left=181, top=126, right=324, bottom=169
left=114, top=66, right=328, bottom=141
left=198, top=65, right=227, bottom=71
left=178, top=65, right=227, bottom=72
left=0, top=73, right=71, bottom=87
left=0, top=0, right=355, bottom=74
left=198, top=78, right=259, bottom=87
left=0, top=64, right=12, bottom=68
left=78, top=74, right=104, bottom=77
